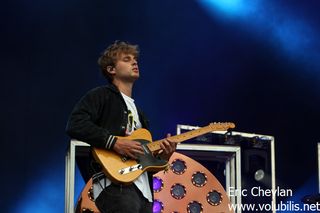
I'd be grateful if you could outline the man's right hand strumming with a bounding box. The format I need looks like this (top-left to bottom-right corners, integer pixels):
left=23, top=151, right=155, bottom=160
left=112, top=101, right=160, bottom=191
left=113, top=138, right=145, bottom=159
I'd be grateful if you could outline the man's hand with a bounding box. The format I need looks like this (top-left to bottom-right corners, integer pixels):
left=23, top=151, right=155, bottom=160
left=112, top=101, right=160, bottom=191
left=113, top=138, right=145, bottom=159
left=159, top=133, right=177, bottom=160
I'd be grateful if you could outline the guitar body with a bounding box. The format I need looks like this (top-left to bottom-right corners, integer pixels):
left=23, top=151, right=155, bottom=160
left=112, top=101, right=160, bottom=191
left=92, top=128, right=168, bottom=184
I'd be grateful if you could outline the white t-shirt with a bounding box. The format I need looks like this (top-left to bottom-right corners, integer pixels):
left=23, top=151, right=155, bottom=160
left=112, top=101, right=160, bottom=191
left=93, top=93, right=152, bottom=202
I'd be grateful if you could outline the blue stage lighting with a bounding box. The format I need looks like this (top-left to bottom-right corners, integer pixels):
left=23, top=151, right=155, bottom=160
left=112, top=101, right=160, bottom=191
left=198, top=0, right=258, bottom=18
left=13, top=166, right=84, bottom=213
left=197, top=0, right=320, bottom=71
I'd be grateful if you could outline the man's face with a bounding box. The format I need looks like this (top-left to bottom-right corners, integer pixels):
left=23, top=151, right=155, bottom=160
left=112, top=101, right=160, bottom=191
left=112, top=53, right=139, bottom=82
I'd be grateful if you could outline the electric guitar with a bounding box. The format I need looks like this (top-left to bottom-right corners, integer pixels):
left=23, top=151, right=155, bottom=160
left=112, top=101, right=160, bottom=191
left=92, top=122, right=235, bottom=184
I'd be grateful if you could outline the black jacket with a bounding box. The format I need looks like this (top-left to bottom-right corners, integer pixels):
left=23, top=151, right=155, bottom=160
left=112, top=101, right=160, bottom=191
left=66, top=84, right=150, bottom=147
left=66, top=84, right=153, bottom=187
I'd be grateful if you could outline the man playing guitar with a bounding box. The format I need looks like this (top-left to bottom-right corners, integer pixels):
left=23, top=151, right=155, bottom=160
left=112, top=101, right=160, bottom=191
left=66, top=40, right=176, bottom=213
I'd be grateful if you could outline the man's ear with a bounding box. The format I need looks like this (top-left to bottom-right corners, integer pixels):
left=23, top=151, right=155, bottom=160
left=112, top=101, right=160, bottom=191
left=106, top=66, right=116, bottom=75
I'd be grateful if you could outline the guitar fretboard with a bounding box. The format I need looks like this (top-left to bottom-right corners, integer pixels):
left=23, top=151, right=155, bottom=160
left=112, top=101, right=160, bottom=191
left=146, top=123, right=234, bottom=152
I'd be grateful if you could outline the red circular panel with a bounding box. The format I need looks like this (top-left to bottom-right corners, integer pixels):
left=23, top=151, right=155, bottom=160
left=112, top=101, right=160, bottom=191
left=154, top=152, right=233, bottom=213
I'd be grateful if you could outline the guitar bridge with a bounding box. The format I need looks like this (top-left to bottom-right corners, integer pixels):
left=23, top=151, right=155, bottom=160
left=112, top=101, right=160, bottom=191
left=119, top=164, right=143, bottom=175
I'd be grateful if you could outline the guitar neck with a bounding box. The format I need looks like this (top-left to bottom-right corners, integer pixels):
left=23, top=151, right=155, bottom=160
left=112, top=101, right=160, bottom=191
left=147, top=124, right=217, bottom=152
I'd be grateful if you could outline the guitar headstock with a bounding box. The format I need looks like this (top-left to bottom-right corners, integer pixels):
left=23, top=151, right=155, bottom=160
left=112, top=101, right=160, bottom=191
left=208, top=122, right=235, bottom=131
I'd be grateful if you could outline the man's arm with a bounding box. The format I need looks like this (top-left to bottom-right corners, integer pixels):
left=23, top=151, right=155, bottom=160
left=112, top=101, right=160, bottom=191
left=66, top=89, right=116, bottom=149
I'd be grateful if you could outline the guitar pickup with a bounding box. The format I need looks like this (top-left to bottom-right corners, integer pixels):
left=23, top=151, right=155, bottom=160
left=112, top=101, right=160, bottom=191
left=118, top=164, right=142, bottom=175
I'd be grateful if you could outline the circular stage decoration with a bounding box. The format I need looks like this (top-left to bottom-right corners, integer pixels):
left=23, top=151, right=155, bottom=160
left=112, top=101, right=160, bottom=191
left=191, top=171, right=207, bottom=187
left=153, top=176, right=164, bottom=192
left=76, top=152, right=233, bottom=213
left=153, top=199, right=164, bottom=213
left=153, top=152, right=233, bottom=213
left=187, top=201, right=203, bottom=213
left=170, top=183, right=186, bottom=200
left=75, top=178, right=99, bottom=213
left=207, top=190, right=223, bottom=206
left=170, top=159, right=187, bottom=175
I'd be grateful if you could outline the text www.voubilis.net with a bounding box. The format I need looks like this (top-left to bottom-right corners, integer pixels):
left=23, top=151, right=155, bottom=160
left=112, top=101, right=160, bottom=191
left=228, top=201, right=320, bottom=212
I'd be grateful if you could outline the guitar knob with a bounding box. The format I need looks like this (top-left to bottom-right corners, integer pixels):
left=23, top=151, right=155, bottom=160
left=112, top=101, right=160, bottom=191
left=121, top=156, right=128, bottom=162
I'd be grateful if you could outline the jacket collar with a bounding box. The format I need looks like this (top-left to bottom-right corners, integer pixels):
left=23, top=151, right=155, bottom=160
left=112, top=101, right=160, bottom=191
left=106, top=83, right=121, bottom=94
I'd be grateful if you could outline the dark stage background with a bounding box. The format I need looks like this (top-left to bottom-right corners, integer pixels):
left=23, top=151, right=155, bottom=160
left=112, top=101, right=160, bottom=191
left=1, top=0, right=320, bottom=212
